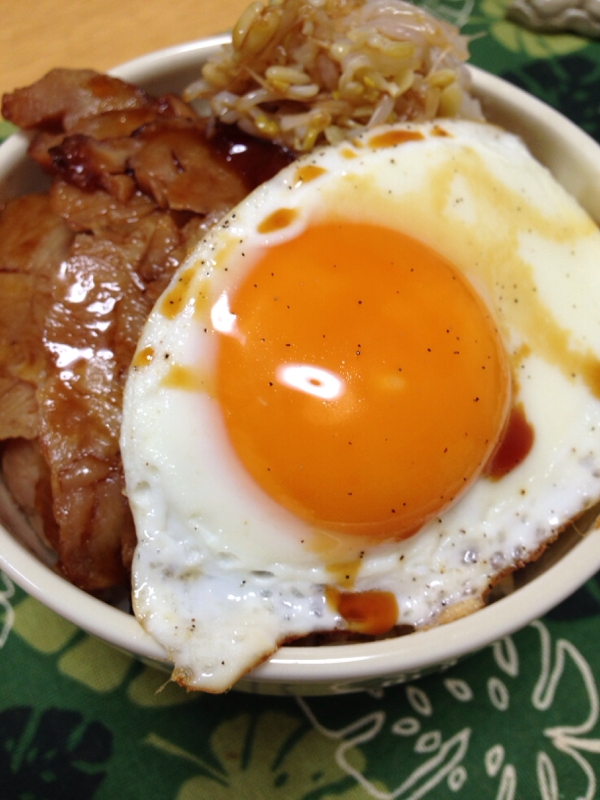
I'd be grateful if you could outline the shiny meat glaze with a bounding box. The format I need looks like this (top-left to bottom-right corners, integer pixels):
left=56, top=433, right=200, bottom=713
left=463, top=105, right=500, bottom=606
left=0, top=68, right=293, bottom=592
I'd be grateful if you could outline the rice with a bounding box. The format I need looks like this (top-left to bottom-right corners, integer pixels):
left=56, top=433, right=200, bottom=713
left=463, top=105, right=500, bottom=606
left=185, top=0, right=482, bottom=152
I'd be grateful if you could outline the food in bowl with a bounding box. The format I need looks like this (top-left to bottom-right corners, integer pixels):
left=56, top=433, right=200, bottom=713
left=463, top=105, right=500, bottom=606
left=1, top=0, right=600, bottom=695
left=0, top=0, right=477, bottom=597
left=0, top=68, right=292, bottom=593
left=122, top=116, right=600, bottom=692
left=185, top=0, right=482, bottom=150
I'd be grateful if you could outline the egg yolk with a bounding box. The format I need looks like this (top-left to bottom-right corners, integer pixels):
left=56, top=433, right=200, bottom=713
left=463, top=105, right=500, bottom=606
left=215, top=220, right=510, bottom=539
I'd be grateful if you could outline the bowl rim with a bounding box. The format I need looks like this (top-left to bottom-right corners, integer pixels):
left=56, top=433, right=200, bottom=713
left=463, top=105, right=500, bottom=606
left=1, top=35, right=600, bottom=690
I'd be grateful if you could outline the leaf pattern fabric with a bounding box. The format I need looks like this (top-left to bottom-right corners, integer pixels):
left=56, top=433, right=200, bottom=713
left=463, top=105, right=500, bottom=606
left=3, top=0, right=600, bottom=796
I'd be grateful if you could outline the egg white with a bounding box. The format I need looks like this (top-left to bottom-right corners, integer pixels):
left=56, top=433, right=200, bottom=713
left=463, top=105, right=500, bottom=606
left=121, top=119, right=600, bottom=692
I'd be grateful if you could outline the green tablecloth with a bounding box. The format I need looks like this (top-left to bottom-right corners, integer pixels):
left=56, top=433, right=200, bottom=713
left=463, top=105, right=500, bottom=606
left=4, top=1, right=600, bottom=797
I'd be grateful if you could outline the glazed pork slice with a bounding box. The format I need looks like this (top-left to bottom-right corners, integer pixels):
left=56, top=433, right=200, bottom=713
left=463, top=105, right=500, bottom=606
left=37, top=212, right=188, bottom=590
left=0, top=67, right=294, bottom=592
left=0, top=69, right=250, bottom=591
left=2, top=68, right=185, bottom=172
left=0, top=194, right=74, bottom=440
left=2, top=68, right=159, bottom=131
left=2, top=437, right=58, bottom=551
left=48, top=117, right=251, bottom=215
left=0, top=195, right=211, bottom=591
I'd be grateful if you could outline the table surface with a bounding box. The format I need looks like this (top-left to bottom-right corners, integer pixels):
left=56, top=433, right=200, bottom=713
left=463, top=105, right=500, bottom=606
left=4, top=1, right=600, bottom=799
left=0, top=0, right=249, bottom=100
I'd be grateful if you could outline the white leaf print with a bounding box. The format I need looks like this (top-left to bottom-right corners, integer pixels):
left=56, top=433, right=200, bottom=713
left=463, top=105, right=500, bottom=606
left=0, top=572, right=15, bottom=649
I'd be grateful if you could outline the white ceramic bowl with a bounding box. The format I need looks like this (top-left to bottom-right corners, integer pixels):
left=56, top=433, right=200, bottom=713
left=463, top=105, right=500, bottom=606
left=2, top=37, right=600, bottom=696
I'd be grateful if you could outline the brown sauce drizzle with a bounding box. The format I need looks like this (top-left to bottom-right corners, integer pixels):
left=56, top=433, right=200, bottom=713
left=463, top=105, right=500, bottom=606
left=160, top=267, right=195, bottom=319
left=484, top=403, right=534, bottom=480
left=132, top=345, right=155, bottom=368
left=368, top=129, right=425, bottom=148
left=160, top=364, right=207, bottom=392
left=209, top=122, right=294, bottom=192
left=258, top=207, right=298, bottom=233
left=326, top=586, right=399, bottom=635
left=580, top=358, right=600, bottom=399
left=326, top=558, right=363, bottom=589
left=295, top=164, right=327, bottom=184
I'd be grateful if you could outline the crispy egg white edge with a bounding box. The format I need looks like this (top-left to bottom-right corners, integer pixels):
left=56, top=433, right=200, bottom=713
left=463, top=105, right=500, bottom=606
left=121, top=119, right=600, bottom=691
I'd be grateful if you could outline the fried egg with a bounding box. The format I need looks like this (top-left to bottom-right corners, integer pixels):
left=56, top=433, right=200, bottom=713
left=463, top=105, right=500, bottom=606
left=121, top=119, right=600, bottom=693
